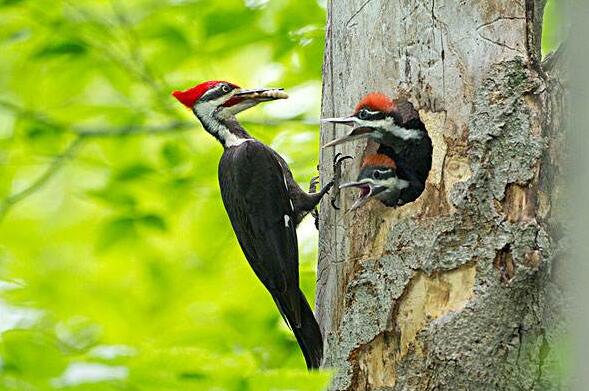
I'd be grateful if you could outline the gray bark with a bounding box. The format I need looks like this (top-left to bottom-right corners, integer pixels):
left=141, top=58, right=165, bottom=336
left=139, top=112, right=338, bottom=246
left=317, top=0, right=566, bottom=390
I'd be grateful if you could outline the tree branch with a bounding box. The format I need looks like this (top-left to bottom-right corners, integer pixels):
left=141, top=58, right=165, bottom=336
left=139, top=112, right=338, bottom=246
left=74, top=121, right=193, bottom=137
left=0, top=120, right=193, bottom=222
left=0, top=137, right=84, bottom=221
left=0, top=99, right=64, bottom=130
left=0, top=100, right=313, bottom=222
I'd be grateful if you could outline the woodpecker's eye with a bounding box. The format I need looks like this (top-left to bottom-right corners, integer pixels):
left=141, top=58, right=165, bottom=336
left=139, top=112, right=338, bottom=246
left=373, top=171, right=381, bottom=180
left=358, top=109, right=369, bottom=120
left=221, top=84, right=231, bottom=93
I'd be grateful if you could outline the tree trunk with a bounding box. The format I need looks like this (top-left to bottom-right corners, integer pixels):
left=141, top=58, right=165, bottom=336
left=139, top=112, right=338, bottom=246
left=317, top=0, right=565, bottom=390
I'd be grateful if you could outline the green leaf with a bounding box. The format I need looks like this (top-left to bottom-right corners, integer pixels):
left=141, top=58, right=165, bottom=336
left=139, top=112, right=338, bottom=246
left=114, top=164, right=154, bottom=182
left=86, top=188, right=138, bottom=209
left=137, top=214, right=167, bottom=232
left=24, top=123, right=61, bottom=140
left=0, top=0, right=25, bottom=7
left=1, top=330, right=67, bottom=380
left=97, top=217, right=137, bottom=251
left=160, top=142, right=185, bottom=168
left=34, top=41, right=88, bottom=58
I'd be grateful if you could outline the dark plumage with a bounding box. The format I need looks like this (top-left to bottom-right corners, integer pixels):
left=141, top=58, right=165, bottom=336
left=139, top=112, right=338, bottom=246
left=219, top=141, right=322, bottom=367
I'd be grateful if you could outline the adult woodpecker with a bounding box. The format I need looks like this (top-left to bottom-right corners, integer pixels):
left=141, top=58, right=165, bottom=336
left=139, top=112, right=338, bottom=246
left=339, top=154, right=409, bottom=211
left=172, top=80, right=341, bottom=369
left=322, top=93, right=432, bottom=205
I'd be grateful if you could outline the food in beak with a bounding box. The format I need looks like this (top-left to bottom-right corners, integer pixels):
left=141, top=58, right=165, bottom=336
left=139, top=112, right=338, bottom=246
left=234, top=88, right=288, bottom=101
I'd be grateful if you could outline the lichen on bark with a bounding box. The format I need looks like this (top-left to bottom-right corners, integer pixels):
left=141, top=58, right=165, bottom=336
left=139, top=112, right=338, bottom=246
left=318, top=1, right=565, bottom=390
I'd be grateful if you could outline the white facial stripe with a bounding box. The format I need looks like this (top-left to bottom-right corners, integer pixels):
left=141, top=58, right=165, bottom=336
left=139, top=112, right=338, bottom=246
left=356, top=117, right=391, bottom=129
left=195, top=93, right=251, bottom=148
left=200, top=92, right=233, bottom=110
left=224, top=135, right=251, bottom=147
left=284, top=214, right=291, bottom=227
left=357, top=178, right=376, bottom=185
left=195, top=105, right=224, bottom=132
left=354, top=117, right=421, bottom=140
left=364, top=110, right=380, bottom=116
left=195, top=100, right=225, bottom=120
left=382, top=177, right=409, bottom=189
left=389, top=124, right=421, bottom=140
left=200, top=84, right=226, bottom=101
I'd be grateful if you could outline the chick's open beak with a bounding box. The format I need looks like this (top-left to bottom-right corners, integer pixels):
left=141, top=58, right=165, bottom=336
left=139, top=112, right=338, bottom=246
left=339, top=179, right=385, bottom=211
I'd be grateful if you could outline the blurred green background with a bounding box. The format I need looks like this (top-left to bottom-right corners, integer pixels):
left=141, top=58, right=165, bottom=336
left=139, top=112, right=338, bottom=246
left=0, top=0, right=562, bottom=390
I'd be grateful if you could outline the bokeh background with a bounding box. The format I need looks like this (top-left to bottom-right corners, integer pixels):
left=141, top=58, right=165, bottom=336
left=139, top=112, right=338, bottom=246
left=0, top=0, right=562, bottom=390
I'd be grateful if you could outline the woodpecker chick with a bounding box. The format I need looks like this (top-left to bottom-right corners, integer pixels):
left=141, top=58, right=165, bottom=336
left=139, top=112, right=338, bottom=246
left=340, top=154, right=409, bottom=211
left=172, top=80, right=338, bottom=369
left=322, top=93, right=432, bottom=190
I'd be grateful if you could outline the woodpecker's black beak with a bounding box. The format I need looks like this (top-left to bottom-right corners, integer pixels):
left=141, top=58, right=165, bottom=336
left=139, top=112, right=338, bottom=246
left=339, top=179, right=386, bottom=211
left=321, top=116, right=357, bottom=127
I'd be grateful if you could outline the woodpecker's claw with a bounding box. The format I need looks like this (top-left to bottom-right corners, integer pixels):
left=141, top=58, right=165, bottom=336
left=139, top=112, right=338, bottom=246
left=331, top=198, right=340, bottom=210
left=335, top=154, right=353, bottom=167
left=308, top=175, right=321, bottom=228
left=330, top=154, right=353, bottom=210
left=312, top=208, right=319, bottom=229
left=308, top=176, right=320, bottom=193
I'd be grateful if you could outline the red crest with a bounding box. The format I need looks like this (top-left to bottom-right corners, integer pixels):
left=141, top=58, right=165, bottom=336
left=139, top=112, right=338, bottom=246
left=172, top=80, right=239, bottom=107
left=355, top=92, right=396, bottom=113
left=362, top=154, right=397, bottom=169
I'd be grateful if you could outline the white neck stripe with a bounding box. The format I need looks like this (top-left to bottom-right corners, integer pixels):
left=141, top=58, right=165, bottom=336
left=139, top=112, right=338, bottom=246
left=195, top=102, right=250, bottom=148
left=356, top=117, right=421, bottom=140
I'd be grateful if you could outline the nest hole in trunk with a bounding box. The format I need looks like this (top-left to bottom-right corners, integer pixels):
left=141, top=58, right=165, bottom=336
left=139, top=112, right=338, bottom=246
left=359, top=101, right=432, bottom=210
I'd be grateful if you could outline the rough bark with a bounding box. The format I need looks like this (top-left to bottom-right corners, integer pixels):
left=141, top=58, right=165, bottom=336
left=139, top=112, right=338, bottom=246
left=317, top=0, right=566, bottom=390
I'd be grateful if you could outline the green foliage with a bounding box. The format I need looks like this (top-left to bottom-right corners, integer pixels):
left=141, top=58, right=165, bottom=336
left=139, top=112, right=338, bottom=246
left=542, top=0, right=564, bottom=56
left=0, top=0, right=329, bottom=389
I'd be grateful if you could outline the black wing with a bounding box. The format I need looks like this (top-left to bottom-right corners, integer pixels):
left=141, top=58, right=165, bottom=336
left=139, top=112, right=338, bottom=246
left=218, top=141, right=301, bottom=326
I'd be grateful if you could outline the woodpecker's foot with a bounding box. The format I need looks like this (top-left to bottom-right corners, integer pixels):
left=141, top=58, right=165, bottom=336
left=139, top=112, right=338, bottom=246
left=330, top=198, right=340, bottom=210
left=308, top=175, right=326, bottom=230
left=332, top=153, right=353, bottom=177
left=308, top=175, right=319, bottom=194
left=330, top=153, right=353, bottom=210
left=312, top=208, right=319, bottom=230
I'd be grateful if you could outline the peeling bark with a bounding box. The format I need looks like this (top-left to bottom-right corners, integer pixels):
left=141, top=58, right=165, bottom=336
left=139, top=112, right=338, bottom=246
left=317, top=0, right=565, bottom=389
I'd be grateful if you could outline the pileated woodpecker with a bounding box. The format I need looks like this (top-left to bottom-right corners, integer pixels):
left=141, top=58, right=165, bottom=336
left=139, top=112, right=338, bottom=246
left=322, top=93, right=432, bottom=205
left=339, top=154, right=409, bottom=210
left=172, top=80, right=341, bottom=369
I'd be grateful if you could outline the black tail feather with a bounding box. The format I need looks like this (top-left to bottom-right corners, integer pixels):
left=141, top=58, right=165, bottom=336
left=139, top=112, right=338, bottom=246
left=275, top=290, right=323, bottom=369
